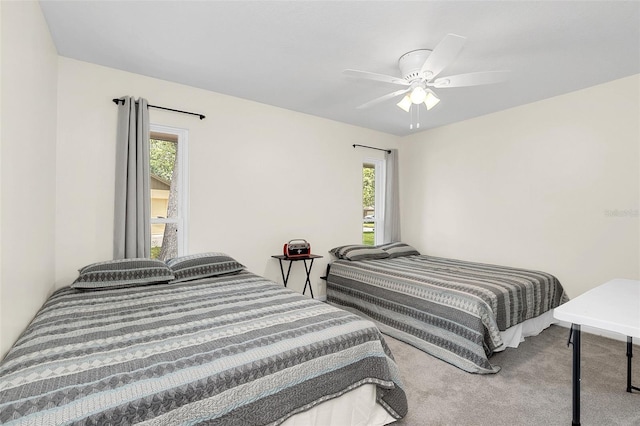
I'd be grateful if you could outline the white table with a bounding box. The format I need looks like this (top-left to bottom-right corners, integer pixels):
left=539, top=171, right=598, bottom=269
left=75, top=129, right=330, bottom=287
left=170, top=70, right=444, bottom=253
left=554, top=278, right=640, bottom=425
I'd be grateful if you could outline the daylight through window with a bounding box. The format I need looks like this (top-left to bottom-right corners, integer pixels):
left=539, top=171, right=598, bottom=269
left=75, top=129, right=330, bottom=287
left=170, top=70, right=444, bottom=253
left=362, top=163, right=376, bottom=245
left=362, top=159, right=385, bottom=245
left=150, top=125, right=188, bottom=260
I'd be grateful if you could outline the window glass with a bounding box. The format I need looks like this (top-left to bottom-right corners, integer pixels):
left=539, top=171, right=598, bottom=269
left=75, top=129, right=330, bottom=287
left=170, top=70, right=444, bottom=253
left=362, top=158, right=385, bottom=245
left=362, top=163, right=376, bottom=245
left=149, top=127, right=187, bottom=260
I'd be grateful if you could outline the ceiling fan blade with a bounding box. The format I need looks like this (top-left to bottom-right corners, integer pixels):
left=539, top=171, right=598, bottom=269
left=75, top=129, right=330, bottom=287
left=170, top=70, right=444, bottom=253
left=420, top=34, right=466, bottom=80
left=356, top=88, right=411, bottom=109
left=429, top=71, right=510, bottom=88
left=343, top=69, right=411, bottom=86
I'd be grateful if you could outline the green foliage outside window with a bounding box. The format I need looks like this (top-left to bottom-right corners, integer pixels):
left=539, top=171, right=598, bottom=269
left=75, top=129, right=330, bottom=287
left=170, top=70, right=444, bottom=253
left=363, top=164, right=375, bottom=245
left=362, top=165, right=375, bottom=211
left=150, top=246, right=162, bottom=259
left=150, top=139, right=176, bottom=181
left=362, top=231, right=375, bottom=245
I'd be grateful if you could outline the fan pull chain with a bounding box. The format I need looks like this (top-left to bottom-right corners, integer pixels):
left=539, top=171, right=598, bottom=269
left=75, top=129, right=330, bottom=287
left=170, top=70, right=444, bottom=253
left=409, top=104, right=413, bottom=130
left=409, top=104, right=421, bottom=130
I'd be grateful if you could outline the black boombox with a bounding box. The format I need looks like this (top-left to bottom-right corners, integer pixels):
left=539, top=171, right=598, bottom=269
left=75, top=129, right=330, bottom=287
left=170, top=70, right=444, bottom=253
left=283, top=239, right=311, bottom=258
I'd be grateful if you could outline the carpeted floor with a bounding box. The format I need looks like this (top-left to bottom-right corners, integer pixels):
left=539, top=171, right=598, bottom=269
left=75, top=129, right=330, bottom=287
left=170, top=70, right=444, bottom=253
left=386, top=325, right=640, bottom=426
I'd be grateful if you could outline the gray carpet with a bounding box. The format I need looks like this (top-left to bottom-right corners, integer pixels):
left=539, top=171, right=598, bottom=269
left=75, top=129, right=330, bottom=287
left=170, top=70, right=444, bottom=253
left=386, top=325, right=640, bottom=426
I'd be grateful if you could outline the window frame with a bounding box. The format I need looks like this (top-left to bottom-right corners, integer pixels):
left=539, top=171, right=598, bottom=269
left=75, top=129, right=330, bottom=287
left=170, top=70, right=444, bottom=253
left=149, top=123, right=189, bottom=257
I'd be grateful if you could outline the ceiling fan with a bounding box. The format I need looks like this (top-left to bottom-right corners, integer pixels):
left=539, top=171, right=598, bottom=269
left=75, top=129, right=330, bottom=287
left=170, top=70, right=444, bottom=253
left=344, top=34, right=509, bottom=113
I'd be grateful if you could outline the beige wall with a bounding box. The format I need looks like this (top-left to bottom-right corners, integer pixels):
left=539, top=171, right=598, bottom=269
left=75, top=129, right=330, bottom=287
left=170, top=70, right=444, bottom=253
left=2, top=1, right=638, bottom=358
left=55, top=57, right=397, bottom=295
left=0, top=1, right=58, bottom=356
left=399, top=75, right=640, bottom=299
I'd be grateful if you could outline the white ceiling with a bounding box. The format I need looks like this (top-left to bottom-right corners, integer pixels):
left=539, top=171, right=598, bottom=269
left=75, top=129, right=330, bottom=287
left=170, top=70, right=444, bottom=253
left=39, top=1, right=640, bottom=136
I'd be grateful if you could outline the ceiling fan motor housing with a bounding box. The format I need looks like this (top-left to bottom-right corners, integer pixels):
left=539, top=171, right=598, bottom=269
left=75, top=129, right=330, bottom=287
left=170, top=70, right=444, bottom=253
left=398, top=49, right=432, bottom=81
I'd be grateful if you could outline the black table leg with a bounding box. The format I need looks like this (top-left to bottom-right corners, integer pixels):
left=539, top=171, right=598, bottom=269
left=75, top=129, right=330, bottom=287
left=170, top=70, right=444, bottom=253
left=627, top=336, right=640, bottom=393
left=302, top=258, right=315, bottom=298
left=277, top=259, right=285, bottom=285
left=277, top=259, right=294, bottom=287
left=572, top=324, right=581, bottom=426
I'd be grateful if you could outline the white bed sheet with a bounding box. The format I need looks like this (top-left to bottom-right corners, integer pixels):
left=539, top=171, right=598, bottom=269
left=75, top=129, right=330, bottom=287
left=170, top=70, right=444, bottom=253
left=282, top=383, right=397, bottom=426
left=495, top=309, right=557, bottom=351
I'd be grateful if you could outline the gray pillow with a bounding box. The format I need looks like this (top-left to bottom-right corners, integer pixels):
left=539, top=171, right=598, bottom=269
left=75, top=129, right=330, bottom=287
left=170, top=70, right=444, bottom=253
left=329, top=245, right=390, bottom=261
left=377, top=242, right=421, bottom=258
left=166, top=252, right=245, bottom=283
left=72, top=258, right=175, bottom=290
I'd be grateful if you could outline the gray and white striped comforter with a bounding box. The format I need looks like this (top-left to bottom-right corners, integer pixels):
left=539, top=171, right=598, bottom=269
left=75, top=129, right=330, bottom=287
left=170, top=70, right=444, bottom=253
left=327, top=255, right=568, bottom=374
left=0, top=271, right=407, bottom=425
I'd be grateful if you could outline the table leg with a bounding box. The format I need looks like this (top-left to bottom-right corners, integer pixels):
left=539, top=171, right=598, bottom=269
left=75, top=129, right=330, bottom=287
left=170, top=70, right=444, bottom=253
left=277, top=259, right=286, bottom=286
left=284, top=261, right=293, bottom=287
left=278, top=259, right=294, bottom=287
left=302, top=258, right=315, bottom=298
left=572, top=324, right=581, bottom=426
left=627, top=336, right=639, bottom=393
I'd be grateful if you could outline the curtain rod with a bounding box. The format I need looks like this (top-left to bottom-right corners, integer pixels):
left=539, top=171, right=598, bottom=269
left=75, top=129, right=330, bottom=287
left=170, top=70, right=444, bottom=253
left=353, top=144, right=391, bottom=154
left=112, top=98, right=205, bottom=120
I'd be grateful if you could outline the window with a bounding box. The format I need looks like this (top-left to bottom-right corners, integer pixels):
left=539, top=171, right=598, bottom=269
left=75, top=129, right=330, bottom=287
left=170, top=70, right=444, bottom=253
left=362, top=159, right=385, bottom=245
left=149, top=125, right=188, bottom=260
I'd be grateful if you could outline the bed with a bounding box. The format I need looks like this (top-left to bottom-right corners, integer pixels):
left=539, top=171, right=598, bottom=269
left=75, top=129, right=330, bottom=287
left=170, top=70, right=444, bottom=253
left=326, top=243, right=568, bottom=374
left=0, top=254, right=407, bottom=425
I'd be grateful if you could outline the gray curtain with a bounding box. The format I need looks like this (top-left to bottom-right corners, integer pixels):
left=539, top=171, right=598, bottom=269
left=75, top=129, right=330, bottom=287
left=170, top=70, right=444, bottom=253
left=383, top=149, right=401, bottom=243
left=113, top=96, right=151, bottom=259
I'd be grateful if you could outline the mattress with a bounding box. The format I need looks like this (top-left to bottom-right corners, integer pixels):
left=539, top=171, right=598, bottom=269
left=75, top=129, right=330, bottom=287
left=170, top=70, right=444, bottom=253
left=327, top=255, right=568, bottom=374
left=0, top=270, right=407, bottom=425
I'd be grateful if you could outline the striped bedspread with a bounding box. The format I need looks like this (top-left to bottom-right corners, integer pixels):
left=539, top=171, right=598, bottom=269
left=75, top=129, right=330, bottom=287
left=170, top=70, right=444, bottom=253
left=327, top=255, right=567, bottom=374
left=0, top=271, right=407, bottom=425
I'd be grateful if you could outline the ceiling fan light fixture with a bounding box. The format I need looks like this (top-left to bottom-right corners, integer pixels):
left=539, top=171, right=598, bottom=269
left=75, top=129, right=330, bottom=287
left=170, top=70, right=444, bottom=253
left=396, top=95, right=412, bottom=112
left=424, top=90, right=440, bottom=110
left=409, top=86, right=427, bottom=104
